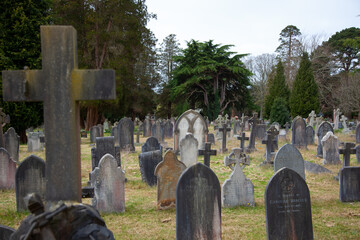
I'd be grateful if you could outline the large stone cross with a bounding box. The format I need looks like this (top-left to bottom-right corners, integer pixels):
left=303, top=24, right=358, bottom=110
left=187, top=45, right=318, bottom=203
left=339, top=142, right=356, bottom=167
left=237, top=132, right=249, bottom=153
left=261, top=125, right=279, bottom=164
left=198, top=142, right=217, bottom=167
left=2, top=26, right=115, bottom=205
left=224, top=148, right=250, bottom=170
left=247, top=112, right=260, bottom=152
left=219, top=123, right=231, bottom=153
left=0, top=108, right=10, bottom=148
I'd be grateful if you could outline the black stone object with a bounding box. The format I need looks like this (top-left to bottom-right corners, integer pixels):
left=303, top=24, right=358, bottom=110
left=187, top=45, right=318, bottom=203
left=82, top=186, right=95, bottom=198
left=339, top=167, right=360, bottom=202
left=138, top=150, right=162, bottom=186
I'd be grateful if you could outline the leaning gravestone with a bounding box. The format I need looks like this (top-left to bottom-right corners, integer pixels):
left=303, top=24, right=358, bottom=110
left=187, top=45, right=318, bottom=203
left=356, top=123, right=360, bottom=143
left=152, top=120, right=165, bottom=143
left=118, top=117, right=135, bottom=151
left=90, top=126, right=101, bottom=143
left=274, top=144, right=305, bottom=179
left=154, top=150, right=186, bottom=210
left=142, top=136, right=162, bottom=153
left=90, top=154, right=125, bottom=213
left=0, top=225, right=15, bottom=240
left=321, top=131, right=340, bottom=165
left=138, top=150, right=162, bottom=186
left=176, top=162, right=221, bottom=240
left=15, top=155, right=46, bottom=212
left=4, top=127, right=19, bottom=163
left=317, top=121, right=333, bottom=157
left=339, top=166, right=360, bottom=202
left=0, top=148, right=16, bottom=189
left=304, top=160, right=331, bottom=174
left=91, top=136, right=121, bottom=170
left=291, top=116, right=307, bottom=149
left=27, top=132, right=42, bottom=152
left=306, top=125, right=315, bottom=145
left=265, top=167, right=313, bottom=240
left=174, top=109, right=208, bottom=152
left=180, top=133, right=199, bottom=167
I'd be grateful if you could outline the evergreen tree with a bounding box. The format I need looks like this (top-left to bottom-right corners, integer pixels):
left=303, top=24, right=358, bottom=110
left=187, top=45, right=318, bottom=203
left=270, top=97, right=290, bottom=126
left=264, top=60, right=290, bottom=118
left=289, top=52, right=320, bottom=117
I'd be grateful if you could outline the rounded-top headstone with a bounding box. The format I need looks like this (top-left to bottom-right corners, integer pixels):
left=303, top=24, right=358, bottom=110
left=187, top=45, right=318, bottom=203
left=274, top=144, right=305, bottom=180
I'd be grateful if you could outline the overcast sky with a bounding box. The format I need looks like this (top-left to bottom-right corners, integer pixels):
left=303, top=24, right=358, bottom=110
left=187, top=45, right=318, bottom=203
left=147, top=0, right=360, bottom=56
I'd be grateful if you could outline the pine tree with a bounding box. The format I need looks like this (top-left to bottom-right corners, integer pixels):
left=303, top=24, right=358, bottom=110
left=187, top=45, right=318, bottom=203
left=270, top=97, right=290, bottom=126
left=289, top=52, right=320, bottom=117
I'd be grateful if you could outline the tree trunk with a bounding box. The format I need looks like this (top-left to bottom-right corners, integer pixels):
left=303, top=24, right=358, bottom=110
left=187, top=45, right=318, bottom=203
left=85, top=106, right=99, bottom=131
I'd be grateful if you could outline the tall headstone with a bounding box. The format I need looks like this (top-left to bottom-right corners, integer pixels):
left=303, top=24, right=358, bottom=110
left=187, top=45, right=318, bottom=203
left=274, top=144, right=305, bottom=179
left=340, top=115, right=350, bottom=133
left=179, top=133, right=199, bottom=167
left=111, top=123, right=119, bottom=146
left=4, top=127, right=20, bottom=163
left=143, top=115, right=152, bottom=137
left=207, top=133, right=215, bottom=145
left=339, top=167, right=360, bottom=202
left=176, top=163, right=221, bottom=240
left=261, top=126, right=279, bottom=165
left=265, top=168, right=313, bottom=240
left=255, top=124, right=267, bottom=140
left=334, top=108, right=341, bottom=130
left=27, top=132, right=42, bottom=152
left=356, top=123, right=360, bottom=143
left=2, top=26, right=116, bottom=205
left=90, top=154, right=125, bottom=213
left=233, top=120, right=241, bottom=135
left=164, top=120, right=174, bottom=139
left=174, top=109, right=208, bottom=152
left=0, top=109, right=10, bottom=148
left=118, top=117, right=135, bottom=151
left=151, top=120, right=165, bottom=143
left=306, top=125, right=315, bottom=145
left=91, top=136, right=121, bottom=170
left=219, top=123, right=231, bottom=153
left=0, top=148, right=16, bottom=189
left=317, top=121, right=334, bottom=157
left=247, top=112, right=260, bottom=152
left=321, top=131, right=340, bottom=165
left=138, top=150, right=162, bottom=186
left=291, top=116, right=307, bottom=149
left=308, top=110, right=316, bottom=127
left=154, top=150, right=186, bottom=210
left=314, top=116, right=323, bottom=135
left=90, top=126, right=101, bottom=143
left=142, top=136, right=162, bottom=153
left=15, top=155, right=46, bottom=212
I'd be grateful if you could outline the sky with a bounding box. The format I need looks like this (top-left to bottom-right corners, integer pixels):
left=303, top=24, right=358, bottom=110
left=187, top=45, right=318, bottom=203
left=146, top=0, right=360, bottom=56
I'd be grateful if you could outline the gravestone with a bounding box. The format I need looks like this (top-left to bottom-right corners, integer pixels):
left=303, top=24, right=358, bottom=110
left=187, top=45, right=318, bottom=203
left=0, top=225, right=15, bottom=240
left=118, top=117, right=135, bottom=151
left=224, top=148, right=250, bottom=170
left=233, top=120, right=241, bottom=135
left=103, top=119, right=110, bottom=131
left=0, top=148, right=16, bottom=189
left=152, top=120, right=165, bottom=143
left=247, top=112, right=261, bottom=152
left=314, top=116, right=323, bottom=135
left=222, top=163, right=255, bottom=207
left=198, top=142, right=217, bottom=167
left=154, top=150, right=186, bottom=210
left=164, top=120, right=173, bottom=139
left=304, top=160, right=332, bottom=174
left=306, top=125, right=315, bottom=145
left=291, top=116, right=307, bottom=149
left=180, top=133, right=199, bottom=167
left=356, top=123, right=360, bottom=143
left=174, top=109, right=208, bottom=152
left=90, top=154, right=125, bottom=212
left=143, top=115, right=152, bottom=137
left=97, top=124, right=104, bottom=137
left=27, top=132, right=42, bottom=152
left=339, top=167, right=360, bottom=202
left=0, top=109, right=10, bottom=148
left=334, top=108, right=341, bottom=130
left=4, top=127, right=19, bottom=163
left=176, top=162, right=221, bottom=240
left=138, top=150, right=162, bottom=186
left=317, top=121, right=334, bottom=157
left=321, top=131, right=340, bottom=165
left=15, top=155, right=46, bottom=212
left=142, top=136, right=162, bottom=153
left=111, top=123, right=119, bottom=146
left=136, top=123, right=143, bottom=144
left=243, top=116, right=250, bottom=131
left=237, top=132, right=249, bottom=153
left=255, top=124, right=267, bottom=140
left=2, top=26, right=116, bottom=205
left=207, top=133, right=215, bottom=145
left=80, top=130, right=87, bottom=138
left=90, top=126, right=101, bottom=143
left=274, top=144, right=305, bottom=179
left=339, top=142, right=356, bottom=167
left=265, top=167, right=313, bottom=240
left=91, top=136, right=121, bottom=170
left=308, top=110, right=316, bottom=127
left=219, top=123, right=231, bottom=153
left=278, top=129, right=287, bottom=141
left=356, top=145, right=360, bottom=164
left=261, top=126, right=279, bottom=165
left=341, top=115, right=350, bottom=134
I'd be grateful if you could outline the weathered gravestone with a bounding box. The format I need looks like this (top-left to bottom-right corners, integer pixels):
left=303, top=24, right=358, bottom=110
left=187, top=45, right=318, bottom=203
left=154, top=150, right=186, bottom=210
left=207, top=133, right=215, bottom=145
left=274, top=144, right=305, bottom=180
left=219, top=123, right=231, bottom=153
left=291, top=116, right=307, bottom=149
left=91, top=136, right=121, bottom=170
left=304, top=160, right=332, bottom=174
left=2, top=26, right=115, bottom=205
left=90, top=125, right=101, bottom=143
left=4, top=127, right=19, bottom=163
left=224, top=148, right=250, bottom=170
left=174, top=109, right=208, bottom=152
left=317, top=121, right=334, bottom=157
left=138, top=150, right=162, bottom=186
left=90, top=154, right=125, bottom=213
left=339, top=167, right=360, bottom=202
left=15, top=155, right=46, bottom=212
left=180, top=133, right=199, bottom=167
left=143, top=115, right=152, bottom=137
left=0, top=225, right=15, bottom=239
left=321, top=131, right=340, bottom=165
left=256, top=124, right=267, bottom=140
left=0, top=148, right=16, bottom=189
left=237, top=132, right=249, bottom=153
left=152, top=120, right=165, bottom=143
left=233, top=120, right=241, bottom=135
left=334, top=108, right=341, bottom=130
left=308, top=110, right=316, bottom=127
left=356, top=123, right=360, bottom=143
left=176, top=162, right=221, bottom=240
left=164, top=120, right=173, bottom=139
left=306, top=125, right=315, bottom=145
left=339, top=142, right=356, bottom=167
left=278, top=129, right=287, bottom=141
left=0, top=109, right=10, bottom=148
left=142, top=136, right=162, bottom=153
left=118, top=117, right=135, bottom=151
left=27, top=132, right=42, bottom=152
left=97, top=124, right=104, bottom=137
left=246, top=112, right=261, bottom=152
left=198, top=142, right=217, bottom=167
left=356, top=145, right=360, bottom=164
left=261, top=126, right=279, bottom=165
left=265, top=167, right=313, bottom=240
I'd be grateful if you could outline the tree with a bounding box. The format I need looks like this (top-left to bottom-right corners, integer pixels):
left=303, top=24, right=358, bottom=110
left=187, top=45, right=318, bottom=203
left=289, top=52, right=320, bottom=117
left=270, top=97, right=290, bottom=126
left=264, top=60, right=290, bottom=119
left=0, top=0, right=52, bottom=142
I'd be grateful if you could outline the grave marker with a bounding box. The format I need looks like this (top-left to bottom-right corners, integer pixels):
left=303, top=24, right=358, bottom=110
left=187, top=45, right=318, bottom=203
left=198, top=142, right=217, bottom=167
left=356, top=123, right=360, bottom=143
left=0, top=148, right=16, bottom=189
left=339, top=167, right=360, bottom=202
left=274, top=144, right=305, bottom=179
left=4, top=127, right=19, bottom=163
left=306, top=125, right=315, bottom=145
left=90, top=126, right=101, bottom=143
left=0, top=109, right=10, bottom=148
left=0, top=225, right=15, bottom=240
left=321, top=131, right=340, bottom=165
left=317, top=121, right=334, bottom=157
left=138, top=150, right=162, bottom=186
left=339, top=142, right=356, bottom=167
left=261, top=126, right=279, bottom=165
left=224, top=148, right=250, bottom=170
left=118, top=117, right=135, bottom=151
left=237, top=132, right=249, bottom=153
left=91, top=136, right=121, bottom=170
left=142, top=136, right=162, bottom=153
left=219, top=123, right=231, bottom=153
left=180, top=133, right=199, bottom=167
left=247, top=112, right=260, bottom=152
left=291, top=116, right=307, bottom=149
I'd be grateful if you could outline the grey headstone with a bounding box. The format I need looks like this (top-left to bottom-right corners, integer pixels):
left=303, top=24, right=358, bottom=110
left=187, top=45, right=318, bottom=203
left=356, top=145, right=360, bottom=164
left=321, top=131, right=340, bottom=165
left=27, top=132, right=42, bottom=152
left=0, top=225, right=15, bottom=240
left=278, top=129, right=287, bottom=141
left=304, top=160, right=332, bottom=174
left=233, top=120, right=241, bottom=135
left=176, top=162, right=221, bottom=239
left=255, top=124, right=267, bottom=140
left=4, top=127, right=19, bottom=163
left=306, top=126, right=315, bottom=145
left=151, top=120, right=165, bottom=143
left=265, top=167, right=313, bottom=240
left=138, top=150, right=162, bottom=186
left=164, top=120, right=173, bottom=139
left=111, top=126, right=119, bottom=146
left=15, top=155, right=46, bottom=212
left=0, top=148, right=16, bottom=189
left=339, top=166, right=360, bottom=202
left=207, top=133, right=215, bottom=145
left=118, top=117, right=135, bottom=151
left=91, top=136, right=121, bottom=170
left=274, top=144, right=305, bottom=179
left=141, top=137, right=162, bottom=153
left=90, top=154, right=125, bottom=212
left=356, top=123, right=360, bottom=143
left=90, top=126, right=101, bottom=143
left=143, top=116, right=152, bottom=137
left=180, top=133, right=199, bottom=167
left=291, top=116, right=307, bottom=148
left=317, top=121, right=333, bottom=157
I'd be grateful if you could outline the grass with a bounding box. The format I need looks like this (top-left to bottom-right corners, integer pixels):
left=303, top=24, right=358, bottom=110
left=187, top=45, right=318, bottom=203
left=0, top=128, right=359, bottom=239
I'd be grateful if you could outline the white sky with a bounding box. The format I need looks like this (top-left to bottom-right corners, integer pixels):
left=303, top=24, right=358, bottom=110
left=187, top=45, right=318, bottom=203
left=146, top=0, right=360, bottom=56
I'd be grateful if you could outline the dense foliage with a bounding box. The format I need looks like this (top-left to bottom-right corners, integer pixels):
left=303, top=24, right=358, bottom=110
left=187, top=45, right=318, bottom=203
left=270, top=97, right=290, bottom=126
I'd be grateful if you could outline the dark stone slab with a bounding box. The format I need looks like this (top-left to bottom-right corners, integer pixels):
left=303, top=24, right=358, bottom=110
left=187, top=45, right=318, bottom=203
left=0, top=224, right=15, bottom=240
left=356, top=145, right=360, bottom=164
left=164, top=120, right=173, bottom=139
left=339, top=167, right=360, bottom=202
left=0, top=148, right=16, bottom=189
left=4, top=127, right=19, bottom=163
left=317, top=121, right=334, bottom=157
left=142, top=137, right=162, bottom=153
left=356, top=123, right=360, bottom=143
left=176, top=162, right=221, bottom=239
left=306, top=125, right=315, bottom=145
left=91, top=136, right=121, bottom=170
left=138, top=150, right=162, bottom=186
left=339, top=142, right=356, bottom=167
left=304, top=161, right=331, bottom=174
left=255, top=124, right=267, bottom=140
left=118, top=117, right=135, bottom=151
left=265, top=167, right=313, bottom=240
left=15, top=155, right=46, bottom=211
left=207, top=133, right=215, bottom=144
left=291, top=116, right=307, bottom=149
left=219, top=123, right=231, bottom=153
left=152, top=121, right=165, bottom=143
left=198, top=142, right=217, bottom=167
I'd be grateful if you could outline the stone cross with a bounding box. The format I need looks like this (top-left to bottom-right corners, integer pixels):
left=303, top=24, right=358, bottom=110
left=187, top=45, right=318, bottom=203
left=0, top=109, right=10, bottom=148
left=308, top=110, right=316, bottom=127
left=334, top=108, right=341, bottom=130
left=247, top=112, right=261, bottom=152
left=2, top=26, right=115, bottom=206
left=340, top=115, right=350, bottom=133
left=198, top=142, right=217, bottom=167
left=224, top=148, right=250, bottom=170
left=261, top=125, right=279, bottom=164
left=219, top=123, right=231, bottom=153
left=339, top=142, right=356, bottom=167
left=237, top=132, right=249, bottom=153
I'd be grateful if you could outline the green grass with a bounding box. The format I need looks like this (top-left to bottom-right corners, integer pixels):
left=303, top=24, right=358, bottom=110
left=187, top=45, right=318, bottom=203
left=0, top=128, right=359, bottom=239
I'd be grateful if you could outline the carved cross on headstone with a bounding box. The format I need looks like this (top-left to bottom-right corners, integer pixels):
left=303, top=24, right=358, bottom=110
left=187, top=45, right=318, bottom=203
left=339, top=142, right=356, bottom=167
left=237, top=132, right=249, bottom=153
left=198, top=142, right=217, bottom=167
left=261, top=125, right=279, bottom=164
left=2, top=26, right=115, bottom=206
left=219, top=123, right=231, bottom=153
left=0, top=109, right=10, bottom=148
left=224, top=148, right=250, bottom=170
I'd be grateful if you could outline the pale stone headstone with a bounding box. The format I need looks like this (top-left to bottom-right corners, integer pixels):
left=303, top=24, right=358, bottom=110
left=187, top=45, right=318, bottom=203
left=138, top=150, right=162, bottom=186
left=341, top=115, right=350, bottom=134
left=154, top=150, right=186, bottom=210
left=118, top=117, right=135, bottom=151
left=274, top=144, right=305, bottom=179
left=90, top=154, right=125, bottom=213
left=321, top=131, right=340, bottom=165
left=224, top=148, right=250, bottom=170
left=291, top=116, right=307, bottom=149
left=278, top=129, right=287, bottom=141
left=4, top=127, right=19, bottom=163
left=339, top=166, right=360, bottom=202
left=90, top=126, right=101, bottom=143
left=176, top=162, right=221, bottom=239
left=314, top=116, right=323, bottom=135
left=27, top=132, right=42, bottom=152
left=317, top=121, right=333, bottom=157
left=0, top=148, right=16, bottom=189
left=334, top=108, right=341, bottom=130
left=143, top=115, right=152, bottom=137
left=15, top=155, right=46, bottom=212
left=103, top=119, right=109, bottom=131
left=151, top=120, right=165, bottom=143
left=179, top=133, right=199, bottom=167
left=308, top=110, right=316, bottom=127
left=306, top=125, right=315, bottom=145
